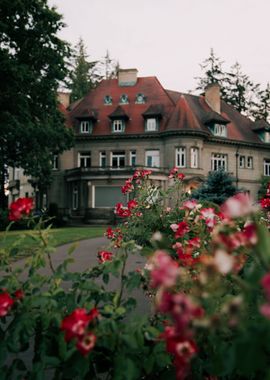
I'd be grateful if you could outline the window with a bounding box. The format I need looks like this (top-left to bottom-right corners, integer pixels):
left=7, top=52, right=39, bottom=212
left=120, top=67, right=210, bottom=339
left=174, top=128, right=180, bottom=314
left=190, top=148, right=199, bottom=168
left=99, top=151, right=106, bottom=168
left=119, top=94, right=129, bottom=104
left=112, top=120, right=124, bottom=133
left=265, top=132, right=270, bottom=143
left=14, top=168, right=20, bottom=180
left=52, top=155, right=59, bottom=170
left=145, top=150, right=160, bottom=168
left=213, top=124, right=227, bottom=137
left=78, top=152, right=91, bottom=168
left=175, top=147, right=186, bottom=168
left=80, top=121, right=92, bottom=134
left=239, top=156, right=245, bottom=169
left=111, top=151, right=125, bottom=168
left=247, top=156, right=253, bottom=169
left=72, top=185, right=78, bottom=210
left=104, top=95, right=112, bottom=105
left=130, top=151, right=136, bottom=166
left=135, top=93, right=146, bottom=104
left=145, top=118, right=158, bottom=132
left=264, top=159, right=270, bottom=176
left=211, top=153, right=227, bottom=171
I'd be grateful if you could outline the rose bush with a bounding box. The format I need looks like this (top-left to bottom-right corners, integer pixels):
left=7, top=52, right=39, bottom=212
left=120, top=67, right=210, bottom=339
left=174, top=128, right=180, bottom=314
left=1, top=175, right=270, bottom=379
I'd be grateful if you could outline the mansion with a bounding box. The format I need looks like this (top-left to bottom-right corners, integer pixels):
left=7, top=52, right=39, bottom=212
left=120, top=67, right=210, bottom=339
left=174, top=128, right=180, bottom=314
left=9, top=69, right=270, bottom=221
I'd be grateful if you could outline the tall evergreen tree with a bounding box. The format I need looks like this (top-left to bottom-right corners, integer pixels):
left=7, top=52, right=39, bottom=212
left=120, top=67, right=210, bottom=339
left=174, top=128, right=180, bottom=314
left=69, top=38, right=99, bottom=102
left=192, top=170, right=238, bottom=205
left=96, top=50, right=120, bottom=80
left=0, top=0, right=74, bottom=209
left=225, top=62, right=260, bottom=117
left=195, top=48, right=228, bottom=98
left=252, top=83, right=270, bottom=122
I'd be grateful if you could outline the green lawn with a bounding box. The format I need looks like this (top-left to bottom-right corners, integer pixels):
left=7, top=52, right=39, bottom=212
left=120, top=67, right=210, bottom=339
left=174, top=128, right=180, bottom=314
left=0, top=226, right=106, bottom=260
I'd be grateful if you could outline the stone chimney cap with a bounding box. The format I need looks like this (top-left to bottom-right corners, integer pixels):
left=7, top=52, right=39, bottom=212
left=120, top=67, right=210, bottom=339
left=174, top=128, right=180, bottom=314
left=118, top=68, right=138, bottom=87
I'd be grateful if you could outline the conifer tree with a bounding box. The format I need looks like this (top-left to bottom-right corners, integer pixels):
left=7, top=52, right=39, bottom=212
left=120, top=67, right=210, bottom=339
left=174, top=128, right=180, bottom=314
left=192, top=170, right=238, bottom=205
left=69, top=38, right=99, bottom=102
left=253, top=83, right=270, bottom=122
left=195, top=48, right=228, bottom=98
left=97, top=50, right=120, bottom=80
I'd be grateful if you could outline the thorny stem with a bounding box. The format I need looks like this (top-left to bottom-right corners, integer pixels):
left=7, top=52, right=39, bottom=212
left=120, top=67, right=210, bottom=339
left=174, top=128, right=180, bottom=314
left=117, top=248, right=128, bottom=307
left=37, top=223, right=56, bottom=274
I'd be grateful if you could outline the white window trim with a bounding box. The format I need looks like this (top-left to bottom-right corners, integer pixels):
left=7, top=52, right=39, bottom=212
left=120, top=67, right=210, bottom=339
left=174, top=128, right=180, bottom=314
left=190, top=147, right=199, bottom=169
left=80, top=121, right=91, bottom=134
left=78, top=152, right=91, bottom=168
left=145, top=118, right=158, bottom=132
left=239, top=155, right=245, bottom=169
left=99, top=151, right=106, bottom=168
left=129, top=151, right=136, bottom=166
left=110, top=151, right=126, bottom=169
left=112, top=120, right=124, bottom=133
left=175, top=147, right=186, bottom=168
left=264, top=159, right=270, bottom=176
left=247, top=156, right=253, bottom=169
left=213, top=124, right=227, bottom=137
left=211, top=153, right=227, bottom=171
left=145, top=150, right=160, bottom=168
left=52, top=155, right=59, bottom=170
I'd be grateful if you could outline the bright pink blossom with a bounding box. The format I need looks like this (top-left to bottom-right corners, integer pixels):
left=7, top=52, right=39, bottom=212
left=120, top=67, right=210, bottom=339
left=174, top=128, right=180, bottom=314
left=148, top=251, right=179, bottom=288
left=98, top=251, right=113, bottom=263
left=261, top=198, right=270, bottom=209
left=0, top=292, right=14, bottom=317
left=9, top=197, right=34, bottom=221
left=182, top=199, right=198, bottom=210
left=105, top=227, right=115, bottom=239
left=221, top=193, right=257, bottom=219
left=168, top=167, right=178, bottom=179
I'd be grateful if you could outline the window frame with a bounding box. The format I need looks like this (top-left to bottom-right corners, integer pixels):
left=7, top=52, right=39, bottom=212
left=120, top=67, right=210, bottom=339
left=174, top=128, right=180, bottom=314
left=99, top=151, right=107, bottom=168
left=264, top=159, right=270, bottom=176
left=112, top=119, right=125, bottom=133
left=145, top=150, right=160, bottom=168
left=211, top=153, right=227, bottom=171
left=111, top=151, right=126, bottom=169
left=247, top=156, right=253, bottom=169
left=52, top=154, right=59, bottom=170
left=129, top=150, right=136, bottom=167
left=78, top=152, right=91, bottom=168
left=239, top=155, right=245, bottom=169
left=80, top=121, right=92, bottom=134
left=190, top=147, right=199, bottom=168
left=175, top=147, right=186, bottom=168
left=213, top=124, right=227, bottom=137
left=145, top=118, right=158, bottom=132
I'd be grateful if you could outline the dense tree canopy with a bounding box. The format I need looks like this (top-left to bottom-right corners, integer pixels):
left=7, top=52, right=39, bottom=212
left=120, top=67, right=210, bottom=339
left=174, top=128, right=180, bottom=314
left=195, top=49, right=269, bottom=120
left=192, top=170, right=238, bottom=205
left=0, top=0, right=74, bottom=207
left=68, top=40, right=120, bottom=103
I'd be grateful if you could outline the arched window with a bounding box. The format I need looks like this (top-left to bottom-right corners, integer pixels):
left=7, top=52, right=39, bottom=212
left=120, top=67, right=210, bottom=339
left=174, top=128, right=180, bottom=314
left=190, top=147, right=199, bottom=168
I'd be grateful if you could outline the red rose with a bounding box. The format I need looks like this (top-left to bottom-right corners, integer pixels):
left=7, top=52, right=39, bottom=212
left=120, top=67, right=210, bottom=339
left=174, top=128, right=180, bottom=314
left=98, top=251, right=113, bottom=263
left=9, top=198, right=34, bottom=221
left=61, top=308, right=98, bottom=342
left=76, top=332, right=96, bottom=356
left=0, top=292, right=14, bottom=317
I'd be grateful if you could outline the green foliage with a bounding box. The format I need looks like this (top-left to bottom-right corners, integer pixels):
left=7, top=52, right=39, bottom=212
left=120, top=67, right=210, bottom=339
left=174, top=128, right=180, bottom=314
left=192, top=170, right=238, bottom=205
left=258, top=176, right=270, bottom=200
left=0, top=0, right=74, bottom=202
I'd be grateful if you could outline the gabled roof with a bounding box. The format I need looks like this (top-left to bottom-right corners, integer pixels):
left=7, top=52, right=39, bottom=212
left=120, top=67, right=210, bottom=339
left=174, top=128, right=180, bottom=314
left=108, top=106, right=129, bottom=120
left=201, top=111, right=230, bottom=125
left=74, top=108, right=98, bottom=120
left=68, top=74, right=267, bottom=144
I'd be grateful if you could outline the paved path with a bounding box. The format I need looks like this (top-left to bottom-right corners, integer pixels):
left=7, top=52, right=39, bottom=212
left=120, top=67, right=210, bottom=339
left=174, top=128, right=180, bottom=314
left=15, top=236, right=150, bottom=315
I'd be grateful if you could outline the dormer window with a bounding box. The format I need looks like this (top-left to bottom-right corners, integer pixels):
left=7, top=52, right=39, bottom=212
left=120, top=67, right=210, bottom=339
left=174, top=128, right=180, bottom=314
left=119, top=94, right=129, bottom=104
left=104, top=95, right=112, bottom=105
left=80, top=121, right=92, bottom=134
left=112, top=119, right=125, bottom=133
left=213, top=124, right=227, bottom=137
left=145, top=118, right=158, bottom=132
left=135, top=93, right=146, bottom=104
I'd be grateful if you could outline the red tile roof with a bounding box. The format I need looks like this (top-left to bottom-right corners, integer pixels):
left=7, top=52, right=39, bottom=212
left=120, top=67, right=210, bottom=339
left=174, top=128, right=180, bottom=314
left=69, top=76, right=265, bottom=145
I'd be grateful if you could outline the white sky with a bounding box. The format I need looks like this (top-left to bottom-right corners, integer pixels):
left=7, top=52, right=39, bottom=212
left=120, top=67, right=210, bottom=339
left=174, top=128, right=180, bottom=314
left=49, top=0, right=270, bottom=92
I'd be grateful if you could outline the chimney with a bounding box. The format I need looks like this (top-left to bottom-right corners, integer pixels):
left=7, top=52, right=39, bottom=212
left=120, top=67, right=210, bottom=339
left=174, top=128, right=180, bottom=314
left=57, top=92, right=70, bottom=108
left=204, top=83, right=221, bottom=114
left=118, top=68, right=138, bottom=87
